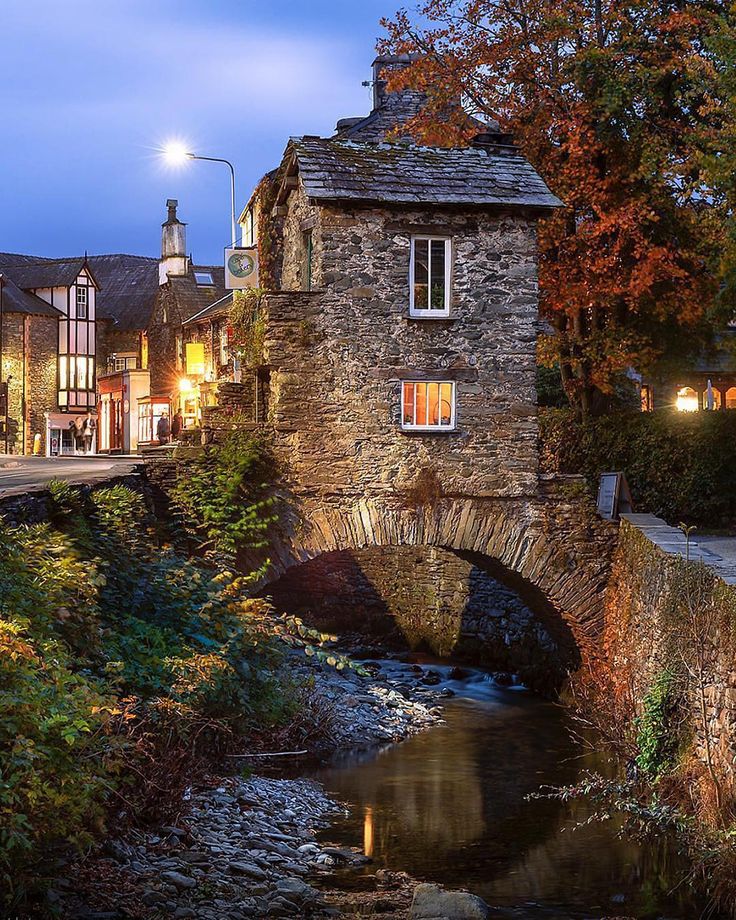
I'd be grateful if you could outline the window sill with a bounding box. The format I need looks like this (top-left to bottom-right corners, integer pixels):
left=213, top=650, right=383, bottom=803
left=399, top=427, right=463, bottom=437
left=405, top=314, right=459, bottom=322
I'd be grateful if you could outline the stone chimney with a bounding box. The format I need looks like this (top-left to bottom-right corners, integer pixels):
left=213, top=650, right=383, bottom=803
left=371, top=54, right=419, bottom=110
left=159, top=199, right=188, bottom=285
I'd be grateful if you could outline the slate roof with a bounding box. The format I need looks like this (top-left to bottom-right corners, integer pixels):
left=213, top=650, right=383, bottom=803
left=0, top=253, right=90, bottom=289
left=0, top=274, right=63, bottom=317
left=167, top=265, right=227, bottom=323
left=285, top=137, right=562, bottom=210
left=183, top=292, right=233, bottom=327
left=87, top=254, right=159, bottom=331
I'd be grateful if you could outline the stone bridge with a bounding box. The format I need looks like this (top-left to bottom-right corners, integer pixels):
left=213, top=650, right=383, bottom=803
left=250, top=476, right=617, bottom=691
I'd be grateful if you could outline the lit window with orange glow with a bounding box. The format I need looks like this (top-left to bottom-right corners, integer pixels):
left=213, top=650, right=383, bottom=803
left=401, top=381, right=455, bottom=430
left=675, top=386, right=699, bottom=412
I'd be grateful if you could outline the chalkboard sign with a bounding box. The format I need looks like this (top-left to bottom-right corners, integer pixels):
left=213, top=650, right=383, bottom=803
left=597, top=472, right=633, bottom=521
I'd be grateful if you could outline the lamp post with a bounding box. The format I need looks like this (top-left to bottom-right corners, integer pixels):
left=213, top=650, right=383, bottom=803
left=162, top=142, right=237, bottom=246
left=0, top=275, right=6, bottom=454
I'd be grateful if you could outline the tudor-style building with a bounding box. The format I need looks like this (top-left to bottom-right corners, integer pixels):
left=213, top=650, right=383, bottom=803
left=0, top=200, right=223, bottom=455
left=0, top=255, right=99, bottom=454
left=204, top=54, right=561, bottom=504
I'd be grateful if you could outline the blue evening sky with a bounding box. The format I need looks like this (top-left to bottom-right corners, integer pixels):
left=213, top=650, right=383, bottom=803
left=0, top=0, right=398, bottom=265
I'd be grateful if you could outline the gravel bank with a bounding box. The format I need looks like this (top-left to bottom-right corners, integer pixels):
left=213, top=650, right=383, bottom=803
left=52, top=658, right=447, bottom=919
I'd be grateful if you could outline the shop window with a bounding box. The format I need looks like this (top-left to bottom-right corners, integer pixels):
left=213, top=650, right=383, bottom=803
left=401, top=381, right=455, bottom=430
left=640, top=385, right=652, bottom=412
left=410, top=236, right=451, bottom=316
left=220, top=327, right=229, bottom=366
left=726, top=387, right=736, bottom=409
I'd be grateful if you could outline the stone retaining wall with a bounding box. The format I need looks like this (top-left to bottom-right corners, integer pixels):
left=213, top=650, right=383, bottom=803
left=604, top=518, right=736, bottom=791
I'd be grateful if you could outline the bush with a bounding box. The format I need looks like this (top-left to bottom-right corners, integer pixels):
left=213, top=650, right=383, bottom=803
left=540, top=408, right=736, bottom=528
left=635, top=670, right=682, bottom=781
left=0, top=481, right=297, bottom=909
left=171, top=426, right=277, bottom=561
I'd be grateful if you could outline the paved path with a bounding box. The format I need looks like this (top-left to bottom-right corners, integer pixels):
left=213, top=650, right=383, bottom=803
left=0, top=456, right=142, bottom=497
left=621, top=513, right=736, bottom=585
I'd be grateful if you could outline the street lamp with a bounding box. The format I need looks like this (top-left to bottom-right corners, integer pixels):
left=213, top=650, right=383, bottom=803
left=162, top=141, right=237, bottom=246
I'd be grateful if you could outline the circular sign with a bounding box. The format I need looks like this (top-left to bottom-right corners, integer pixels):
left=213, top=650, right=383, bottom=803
left=228, top=251, right=256, bottom=279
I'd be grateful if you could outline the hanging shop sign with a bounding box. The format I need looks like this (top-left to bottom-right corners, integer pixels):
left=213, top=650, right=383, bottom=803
left=225, top=246, right=259, bottom=290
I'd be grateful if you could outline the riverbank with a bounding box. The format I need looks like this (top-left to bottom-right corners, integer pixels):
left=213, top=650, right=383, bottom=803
left=50, top=656, right=446, bottom=919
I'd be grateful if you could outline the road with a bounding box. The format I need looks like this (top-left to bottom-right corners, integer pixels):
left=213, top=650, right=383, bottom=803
left=0, top=455, right=142, bottom=496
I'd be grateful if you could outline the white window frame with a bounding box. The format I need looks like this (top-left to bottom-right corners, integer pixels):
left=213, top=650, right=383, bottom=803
left=409, top=235, right=452, bottom=317
left=76, top=285, right=88, bottom=319
left=401, top=380, right=456, bottom=431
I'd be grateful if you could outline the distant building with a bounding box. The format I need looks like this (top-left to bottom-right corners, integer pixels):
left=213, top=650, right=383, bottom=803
left=640, top=335, right=736, bottom=412
left=0, top=200, right=223, bottom=455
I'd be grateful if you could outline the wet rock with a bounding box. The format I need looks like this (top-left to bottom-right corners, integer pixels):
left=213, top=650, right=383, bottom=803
left=228, top=861, right=268, bottom=880
left=160, top=871, right=197, bottom=890
left=420, top=670, right=442, bottom=686
left=410, top=883, right=491, bottom=919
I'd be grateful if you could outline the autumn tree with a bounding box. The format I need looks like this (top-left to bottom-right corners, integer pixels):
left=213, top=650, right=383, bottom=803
left=380, top=0, right=736, bottom=414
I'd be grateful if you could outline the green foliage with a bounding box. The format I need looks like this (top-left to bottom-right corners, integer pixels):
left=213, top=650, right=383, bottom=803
left=229, top=288, right=266, bottom=369
left=540, top=408, right=736, bottom=527
left=0, top=480, right=313, bottom=908
left=635, top=670, right=682, bottom=781
left=171, top=427, right=277, bottom=560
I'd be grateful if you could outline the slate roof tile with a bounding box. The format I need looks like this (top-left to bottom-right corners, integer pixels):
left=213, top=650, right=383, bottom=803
left=288, top=138, right=562, bottom=209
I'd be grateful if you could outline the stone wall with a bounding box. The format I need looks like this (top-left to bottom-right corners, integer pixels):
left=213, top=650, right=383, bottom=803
left=1, top=313, right=58, bottom=454
left=604, top=520, right=736, bottom=794
left=265, top=544, right=579, bottom=694
left=261, top=193, right=540, bottom=503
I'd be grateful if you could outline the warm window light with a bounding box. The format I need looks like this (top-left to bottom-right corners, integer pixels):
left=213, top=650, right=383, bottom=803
left=162, top=141, right=193, bottom=166
left=676, top=387, right=699, bottom=412
left=179, top=377, right=193, bottom=392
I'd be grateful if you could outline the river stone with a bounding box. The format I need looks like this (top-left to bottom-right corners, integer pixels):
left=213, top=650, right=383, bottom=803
left=228, top=860, right=268, bottom=880
left=410, top=883, right=490, bottom=919
left=160, top=871, right=197, bottom=890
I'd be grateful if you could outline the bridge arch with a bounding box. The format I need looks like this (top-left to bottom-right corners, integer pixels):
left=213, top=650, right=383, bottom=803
left=257, top=493, right=615, bottom=666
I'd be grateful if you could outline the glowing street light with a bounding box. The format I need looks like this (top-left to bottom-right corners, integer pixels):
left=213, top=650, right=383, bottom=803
left=162, top=141, right=193, bottom=167
left=161, top=140, right=237, bottom=246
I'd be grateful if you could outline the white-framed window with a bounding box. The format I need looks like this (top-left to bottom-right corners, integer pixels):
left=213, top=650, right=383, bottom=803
left=76, top=285, right=88, bottom=319
left=193, top=271, right=214, bottom=286
left=401, top=381, right=456, bottom=430
left=409, top=236, right=451, bottom=316
left=220, top=326, right=229, bottom=366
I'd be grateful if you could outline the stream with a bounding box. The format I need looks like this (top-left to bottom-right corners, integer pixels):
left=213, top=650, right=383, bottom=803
left=308, top=662, right=714, bottom=920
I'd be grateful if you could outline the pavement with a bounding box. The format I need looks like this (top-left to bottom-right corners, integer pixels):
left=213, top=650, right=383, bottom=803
left=620, top=513, right=736, bottom=585
left=0, top=455, right=142, bottom=497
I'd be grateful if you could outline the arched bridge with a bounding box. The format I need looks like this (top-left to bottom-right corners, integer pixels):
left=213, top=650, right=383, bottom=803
left=256, top=480, right=616, bottom=669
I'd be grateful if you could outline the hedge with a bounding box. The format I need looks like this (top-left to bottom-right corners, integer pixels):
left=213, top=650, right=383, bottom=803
left=540, top=408, right=736, bottom=529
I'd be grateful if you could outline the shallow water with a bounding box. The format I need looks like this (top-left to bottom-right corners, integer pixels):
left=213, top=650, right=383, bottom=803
left=309, top=663, right=714, bottom=920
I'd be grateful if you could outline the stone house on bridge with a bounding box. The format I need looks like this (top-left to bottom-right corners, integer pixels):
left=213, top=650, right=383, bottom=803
left=212, top=54, right=562, bottom=504
left=186, top=56, right=620, bottom=692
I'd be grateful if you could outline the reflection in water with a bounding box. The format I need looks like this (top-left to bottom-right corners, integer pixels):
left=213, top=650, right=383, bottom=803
left=363, top=806, right=374, bottom=858
left=311, top=681, right=714, bottom=920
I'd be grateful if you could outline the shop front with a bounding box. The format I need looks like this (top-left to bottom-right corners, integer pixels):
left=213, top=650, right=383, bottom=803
left=97, top=369, right=151, bottom=454
left=137, top=395, right=173, bottom=447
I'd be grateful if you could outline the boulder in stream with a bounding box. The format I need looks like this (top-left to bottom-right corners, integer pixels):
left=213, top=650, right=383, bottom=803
left=410, top=882, right=491, bottom=919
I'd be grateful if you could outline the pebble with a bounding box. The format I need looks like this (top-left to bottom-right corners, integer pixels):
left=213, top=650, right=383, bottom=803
left=54, top=657, right=447, bottom=919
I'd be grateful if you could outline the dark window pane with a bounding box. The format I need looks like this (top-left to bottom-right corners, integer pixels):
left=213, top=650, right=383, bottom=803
left=413, top=239, right=428, bottom=309
left=430, top=240, right=446, bottom=310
